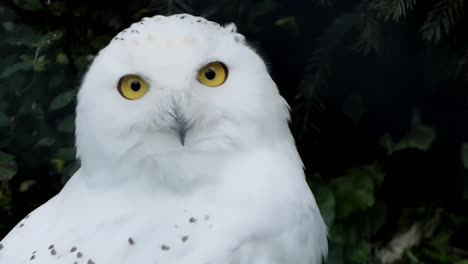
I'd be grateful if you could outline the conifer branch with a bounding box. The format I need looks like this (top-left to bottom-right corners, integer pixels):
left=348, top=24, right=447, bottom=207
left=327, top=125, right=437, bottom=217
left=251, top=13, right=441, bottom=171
left=146, top=0, right=193, bottom=15
left=420, top=0, right=464, bottom=43
left=371, top=0, right=417, bottom=22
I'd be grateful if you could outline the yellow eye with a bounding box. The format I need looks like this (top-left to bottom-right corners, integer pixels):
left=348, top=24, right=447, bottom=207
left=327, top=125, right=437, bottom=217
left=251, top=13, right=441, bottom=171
left=117, top=75, right=149, bottom=100
left=197, top=62, right=228, bottom=87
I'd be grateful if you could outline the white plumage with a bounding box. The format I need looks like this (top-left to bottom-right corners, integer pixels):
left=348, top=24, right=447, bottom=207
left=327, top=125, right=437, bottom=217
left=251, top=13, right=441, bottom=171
left=0, top=14, right=327, bottom=264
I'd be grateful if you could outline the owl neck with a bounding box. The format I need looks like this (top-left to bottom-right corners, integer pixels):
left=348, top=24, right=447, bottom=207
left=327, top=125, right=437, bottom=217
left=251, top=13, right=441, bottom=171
left=77, top=142, right=240, bottom=193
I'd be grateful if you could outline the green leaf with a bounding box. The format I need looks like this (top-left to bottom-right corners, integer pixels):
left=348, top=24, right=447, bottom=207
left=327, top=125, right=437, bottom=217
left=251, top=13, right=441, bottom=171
left=18, top=180, right=37, bottom=192
left=406, top=250, right=420, bottom=263
left=57, top=115, right=75, bottom=133
left=36, top=137, right=56, bottom=147
left=364, top=202, right=387, bottom=237
left=34, top=30, right=64, bottom=49
left=53, top=148, right=76, bottom=161
left=0, top=181, right=12, bottom=206
left=49, top=90, right=75, bottom=111
left=0, top=112, right=10, bottom=127
left=0, top=151, right=14, bottom=164
left=33, top=55, right=48, bottom=72
left=2, top=22, right=14, bottom=32
left=348, top=241, right=372, bottom=263
left=56, top=53, right=69, bottom=64
left=0, top=151, right=16, bottom=181
left=0, top=61, right=32, bottom=78
left=311, top=182, right=336, bottom=227
left=332, top=165, right=380, bottom=219
left=382, top=110, right=436, bottom=154
left=350, top=163, right=385, bottom=187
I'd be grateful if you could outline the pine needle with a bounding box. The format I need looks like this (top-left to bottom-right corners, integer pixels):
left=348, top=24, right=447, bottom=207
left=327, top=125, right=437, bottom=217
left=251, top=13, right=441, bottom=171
left=420, top=0, right=464, bottom=43
left=146, top=0, right=193, bottom=16
left=371, top=0, right=417, bottom=22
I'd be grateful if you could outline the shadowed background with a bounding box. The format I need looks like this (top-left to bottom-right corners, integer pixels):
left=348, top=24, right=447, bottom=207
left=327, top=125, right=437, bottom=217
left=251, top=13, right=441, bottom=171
left=0, top=0, right=467, bottom=263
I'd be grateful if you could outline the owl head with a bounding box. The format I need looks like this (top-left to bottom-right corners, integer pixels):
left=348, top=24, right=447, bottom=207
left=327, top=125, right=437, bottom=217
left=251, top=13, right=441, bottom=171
left=75, top=14, right=291, bottom=173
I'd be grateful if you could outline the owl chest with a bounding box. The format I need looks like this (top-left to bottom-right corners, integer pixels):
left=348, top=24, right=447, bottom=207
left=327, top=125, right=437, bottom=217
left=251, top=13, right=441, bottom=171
left=13, top=196, right=234, bottom=264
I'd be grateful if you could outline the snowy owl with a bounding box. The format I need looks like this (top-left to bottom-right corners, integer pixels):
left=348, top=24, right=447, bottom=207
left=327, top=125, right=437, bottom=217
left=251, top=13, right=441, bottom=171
left=0, top=14, right=327, bottom=264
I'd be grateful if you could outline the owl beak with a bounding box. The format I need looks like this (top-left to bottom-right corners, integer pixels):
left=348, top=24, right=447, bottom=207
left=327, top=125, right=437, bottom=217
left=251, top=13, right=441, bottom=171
left=168, top=102, right=191, bottom=146
left=175, top=122, right=187, bottom=146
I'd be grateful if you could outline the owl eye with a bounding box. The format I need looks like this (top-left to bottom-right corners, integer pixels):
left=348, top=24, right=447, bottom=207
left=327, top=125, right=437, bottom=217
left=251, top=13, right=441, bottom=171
left=118, top=75, right=149, bottom=100
left=197, top=62, right=228, bottom=87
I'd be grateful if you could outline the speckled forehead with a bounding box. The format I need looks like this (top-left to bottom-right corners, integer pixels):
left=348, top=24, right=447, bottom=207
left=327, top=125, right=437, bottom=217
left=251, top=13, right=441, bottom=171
left=109, top=14, right=244, bottom=46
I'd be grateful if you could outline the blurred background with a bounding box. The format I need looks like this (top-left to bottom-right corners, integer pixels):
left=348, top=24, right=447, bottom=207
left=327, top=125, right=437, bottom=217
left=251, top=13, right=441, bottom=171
left=0, top=0, right=467, bottom=263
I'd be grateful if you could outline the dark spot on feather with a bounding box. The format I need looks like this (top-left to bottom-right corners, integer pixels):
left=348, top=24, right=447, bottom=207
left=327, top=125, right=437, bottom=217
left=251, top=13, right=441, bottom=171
left=128, top=237, right=135, bottom=245
left=87, top=259, right=95, bottom=264
left=189, top=217, right=197, bottom=223
left=48, top=244, right=54, bottom=250
left=204, top=215, right=210, bottom=221
left=180, top=16, right=186, bottom=19
left=25, top=214, right=30, bottom=219
left=161, top=245, right=170, bottom=251
left=0, top=243, right=3, bottom=250
left=70, top=247, right=77, bottom=252
left=182, top=236, right=188, bottom=242
left=197, top=20, right=202, bottom=22
left=30, top=255, right=35, bottom=260
left=32, top=250, right=36, bottom=254
left=19, top=223, right=24, bottom=228
left=51, top=249, right=56, bottom=255
left=131, top=30, right=139, bottom=33
left=77, top=252, right=83, bottom=258
left=119, top=38, right=124, bottom=40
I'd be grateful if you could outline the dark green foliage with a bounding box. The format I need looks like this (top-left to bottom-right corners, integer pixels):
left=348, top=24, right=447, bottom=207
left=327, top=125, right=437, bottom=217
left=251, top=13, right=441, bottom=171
left=371, top=0, right=417, bottom=22
left=1, top=0, right=467, bottom=263
left=420, top=0, right=464, bottom=43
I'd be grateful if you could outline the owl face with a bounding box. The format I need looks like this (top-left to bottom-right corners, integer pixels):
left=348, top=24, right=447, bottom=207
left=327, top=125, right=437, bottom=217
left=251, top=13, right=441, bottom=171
left=75, top=14, right=290, bottom=170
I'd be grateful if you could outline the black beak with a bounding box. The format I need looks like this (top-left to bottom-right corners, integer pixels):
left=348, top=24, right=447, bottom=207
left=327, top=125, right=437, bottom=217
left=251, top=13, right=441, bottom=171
left=174, top=121, right=187, bottom=146
left=168, top=101, right=191, bottom=146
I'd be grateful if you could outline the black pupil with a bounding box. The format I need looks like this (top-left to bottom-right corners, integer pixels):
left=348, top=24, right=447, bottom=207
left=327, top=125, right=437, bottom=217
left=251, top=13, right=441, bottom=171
left=205, top=68, right=216, bottom=80
left=130, top=80, right=141, bottom=91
